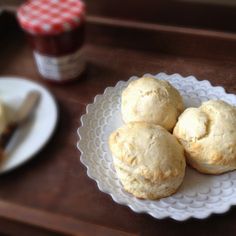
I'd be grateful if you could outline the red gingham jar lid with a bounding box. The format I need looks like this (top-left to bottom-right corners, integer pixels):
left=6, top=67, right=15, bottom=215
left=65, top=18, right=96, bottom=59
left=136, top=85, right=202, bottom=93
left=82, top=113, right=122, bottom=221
left=17, top=0, right=85, bottom=35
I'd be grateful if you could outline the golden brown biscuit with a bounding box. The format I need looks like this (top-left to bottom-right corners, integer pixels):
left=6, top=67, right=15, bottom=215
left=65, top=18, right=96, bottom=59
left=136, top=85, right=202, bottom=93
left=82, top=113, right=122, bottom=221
left=121, top=77, right=184, bottom=130
left=0, top=100, right=7, bottom=134
left=173, top=100, right=236, bottom=174
left=109, top=122, right=186, bottom=199
left=0, top=100, right=7, bottom=160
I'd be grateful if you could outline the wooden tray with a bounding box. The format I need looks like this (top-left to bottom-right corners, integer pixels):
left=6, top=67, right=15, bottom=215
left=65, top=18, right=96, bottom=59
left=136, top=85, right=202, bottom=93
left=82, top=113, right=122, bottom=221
left=0, top=8, right=236, bottom=235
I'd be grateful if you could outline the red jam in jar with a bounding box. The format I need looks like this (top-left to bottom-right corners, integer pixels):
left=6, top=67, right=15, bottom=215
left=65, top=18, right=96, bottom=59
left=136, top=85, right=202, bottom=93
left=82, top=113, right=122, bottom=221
left=17, top=0, right=86, bottom=83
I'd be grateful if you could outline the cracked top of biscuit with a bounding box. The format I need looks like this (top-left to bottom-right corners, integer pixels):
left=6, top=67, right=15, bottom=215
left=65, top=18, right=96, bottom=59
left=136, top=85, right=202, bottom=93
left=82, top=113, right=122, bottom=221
left=109, top=122, right=185, bottom=182
left=121, top=77, right=184, bottom=130
left=173, top=100, right=236, bottom=173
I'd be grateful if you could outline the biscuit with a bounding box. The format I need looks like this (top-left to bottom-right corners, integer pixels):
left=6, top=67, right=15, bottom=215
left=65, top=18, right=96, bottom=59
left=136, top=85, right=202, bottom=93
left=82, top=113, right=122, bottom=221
left=173, top=100, right=236, bottom=174
left=0, top=100, right=7, bottom=134
left=121, top=77, right=184, bottom=130
left=109, top=122, right=186, bottom=199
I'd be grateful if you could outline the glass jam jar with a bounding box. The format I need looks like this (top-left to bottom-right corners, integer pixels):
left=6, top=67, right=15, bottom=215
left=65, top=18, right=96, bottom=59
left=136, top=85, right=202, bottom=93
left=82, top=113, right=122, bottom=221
left=17, top=0, right=86, bottom=83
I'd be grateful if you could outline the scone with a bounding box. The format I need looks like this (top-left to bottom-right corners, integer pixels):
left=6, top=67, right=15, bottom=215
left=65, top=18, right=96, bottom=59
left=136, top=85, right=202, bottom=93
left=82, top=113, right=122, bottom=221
left=173, top=100, right=236, bottom=174
left=0, top=100, right=7, bottom=160
left=109, top=122, right=186, bottom=199
left=121, top=77, right=184, bottom=130
left=0, top=100, right=7, bottom=134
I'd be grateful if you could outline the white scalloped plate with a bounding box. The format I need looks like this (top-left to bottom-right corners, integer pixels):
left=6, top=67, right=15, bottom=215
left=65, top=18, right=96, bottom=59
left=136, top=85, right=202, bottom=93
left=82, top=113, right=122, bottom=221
left=0, top=77, right=58, bottom=173
left=77, top=73, right=236, bottom=221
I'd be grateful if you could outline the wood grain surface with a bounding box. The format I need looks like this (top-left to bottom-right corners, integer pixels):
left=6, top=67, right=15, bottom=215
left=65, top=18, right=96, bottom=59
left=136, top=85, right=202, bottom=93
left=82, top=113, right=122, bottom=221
left=0, top=199, right=137, bottom=236
left=1, top=0, right=236, bottom=32
left=0, top=11, right=236, bottom=236
left=85, top=0, right=236, bottom=32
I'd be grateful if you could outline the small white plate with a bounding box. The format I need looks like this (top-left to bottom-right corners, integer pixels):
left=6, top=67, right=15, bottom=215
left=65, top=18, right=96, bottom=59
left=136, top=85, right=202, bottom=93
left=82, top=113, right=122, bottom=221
left=0, top=77, right=58, bottom=173
left=77, top=73, right=236, bottom=221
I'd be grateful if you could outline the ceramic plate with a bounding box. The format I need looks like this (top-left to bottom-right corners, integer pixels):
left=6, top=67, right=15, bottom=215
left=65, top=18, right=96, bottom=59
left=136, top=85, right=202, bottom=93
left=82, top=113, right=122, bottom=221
left=77, top=73, right=236, bottom=221
left=0, top=77, right=58, bottom=173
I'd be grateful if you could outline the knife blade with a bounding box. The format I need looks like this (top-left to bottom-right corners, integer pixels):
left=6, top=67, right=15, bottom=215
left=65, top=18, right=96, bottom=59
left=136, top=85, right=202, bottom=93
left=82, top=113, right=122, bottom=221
left=0, top=91, right=41, bottom=151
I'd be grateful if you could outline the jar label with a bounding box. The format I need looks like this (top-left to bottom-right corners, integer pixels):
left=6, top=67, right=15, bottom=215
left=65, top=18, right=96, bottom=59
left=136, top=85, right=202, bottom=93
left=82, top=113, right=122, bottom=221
left=33, top=49, right=84, bottom=81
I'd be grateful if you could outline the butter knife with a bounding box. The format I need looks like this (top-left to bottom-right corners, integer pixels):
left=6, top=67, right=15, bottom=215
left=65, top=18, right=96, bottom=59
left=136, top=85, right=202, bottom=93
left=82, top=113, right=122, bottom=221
left=0, top=91, right=41, bottom=151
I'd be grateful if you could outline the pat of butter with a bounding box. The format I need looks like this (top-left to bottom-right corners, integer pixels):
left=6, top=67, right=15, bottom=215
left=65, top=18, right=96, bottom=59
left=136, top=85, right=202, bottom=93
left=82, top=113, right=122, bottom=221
left=0, top=101, right=7, bottom=134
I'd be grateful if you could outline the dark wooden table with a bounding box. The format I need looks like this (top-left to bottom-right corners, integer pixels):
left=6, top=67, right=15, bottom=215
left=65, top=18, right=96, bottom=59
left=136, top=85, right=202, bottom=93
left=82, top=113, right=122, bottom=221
left=0, top=3, right=236, bottom=235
